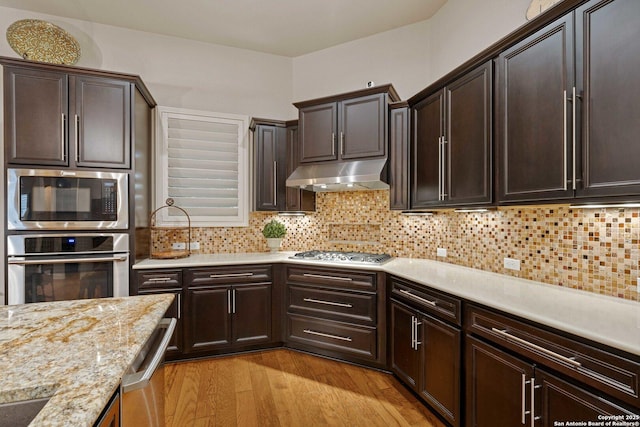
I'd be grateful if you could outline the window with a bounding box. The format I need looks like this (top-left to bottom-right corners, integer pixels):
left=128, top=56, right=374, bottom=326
left=155, top=106, right=249, bottom=227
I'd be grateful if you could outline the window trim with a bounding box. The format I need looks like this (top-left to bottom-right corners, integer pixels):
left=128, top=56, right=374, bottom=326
left=154, top=106, right=249, bottom=227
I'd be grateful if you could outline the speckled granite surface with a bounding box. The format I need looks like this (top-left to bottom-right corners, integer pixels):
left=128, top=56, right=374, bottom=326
left=0, top=294, right=173, bottom=426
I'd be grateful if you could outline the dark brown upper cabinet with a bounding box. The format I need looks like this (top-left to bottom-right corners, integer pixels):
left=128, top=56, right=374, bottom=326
left=4, top=64, right=132, bottom=169
left=389, top=102, right=410, bottom=210
left=285, top=122, right=315, bottom=211
left=294, top=85, right=399, bottom=164
left=498, top=0, right=640, bottom=203
left=251, top=118, right=314, bottom=212
left=411, top=61, right=492, bottom=209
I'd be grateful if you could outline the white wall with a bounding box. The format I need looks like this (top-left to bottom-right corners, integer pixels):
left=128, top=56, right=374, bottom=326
left=292, top=0, right=532, bottom=102
left=0, top=6, right=295, bottom=119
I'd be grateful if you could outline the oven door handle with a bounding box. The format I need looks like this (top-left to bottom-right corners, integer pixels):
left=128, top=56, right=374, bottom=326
left=8, top=255, right=129, bottom=265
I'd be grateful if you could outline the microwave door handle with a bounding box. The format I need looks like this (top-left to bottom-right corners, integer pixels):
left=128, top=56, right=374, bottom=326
left=8, top=255, right=128, bottom=265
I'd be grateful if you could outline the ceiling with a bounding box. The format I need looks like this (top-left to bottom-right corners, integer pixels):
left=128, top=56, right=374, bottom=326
left=0, top=0, right=448, bottom=57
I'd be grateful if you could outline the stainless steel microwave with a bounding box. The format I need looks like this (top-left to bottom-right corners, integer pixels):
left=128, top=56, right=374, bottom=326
left=7, top=168, right=128, bottom=230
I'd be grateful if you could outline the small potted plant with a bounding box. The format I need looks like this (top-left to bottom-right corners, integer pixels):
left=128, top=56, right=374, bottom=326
left=262, top=219, right=286, bottom=252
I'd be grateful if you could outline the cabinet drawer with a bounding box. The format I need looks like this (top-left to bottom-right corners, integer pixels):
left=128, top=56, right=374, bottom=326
left=390, top=276, right=461, bottom=326
left=466, top=305, right=640, bottom=408
left=286, top=266, right=376, bottom=291
left=187, top=265, right=272, bottom=287
left=137, top=269, right=182, bottom=290
left=288, top=285, right=376, bottom=325
left=287, top=314, right=377, bottom=360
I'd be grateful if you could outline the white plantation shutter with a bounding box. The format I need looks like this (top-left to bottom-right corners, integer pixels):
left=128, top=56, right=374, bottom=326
left=156, top=107, right=249, bottom=226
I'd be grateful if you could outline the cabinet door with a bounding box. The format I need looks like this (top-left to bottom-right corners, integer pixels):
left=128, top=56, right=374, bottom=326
left=497, top=14, right=574, bottom=203
left=4, top=67, right=68, bottom=166
left=138, top=288, right=183, bottom=358
left=411, top=90, right=444, bottom=208
left=285, top=124, right=315, bottom=212
left=537, top=369, right=638, bottom=425
left=390, top=301, right=420, bottom=391
left=420, top=315, right=461, bottom=427
left=575, top=0, right=640, bottom=198
left=466, top=336, right=535, bottom=427
left=255, top=125, right=286, bottom=211
left=446, top=62, right=492, bottom=206
left=71, top=75, right=131, bottom=168
left=232, top=284, right=272, bottom=345
left=299, top=102, right=338, bottom=163
left=185, top=286, right=231, bottom=352
left=389, top=106, right=410, bottom=210
left=339, top=93, right=386, bottom=159
left=95, top=390, right=120, bottom=427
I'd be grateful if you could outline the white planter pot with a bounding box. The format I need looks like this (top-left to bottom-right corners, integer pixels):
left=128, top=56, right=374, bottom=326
left=265, top=238, right=283, bottom=253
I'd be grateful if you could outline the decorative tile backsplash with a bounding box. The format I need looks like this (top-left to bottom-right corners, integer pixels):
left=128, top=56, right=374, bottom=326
left=152, top=190, right=640, bottom=301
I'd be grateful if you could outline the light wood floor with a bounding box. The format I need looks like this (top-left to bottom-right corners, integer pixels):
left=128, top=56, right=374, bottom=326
left=165, top=349, right=447, bottom=427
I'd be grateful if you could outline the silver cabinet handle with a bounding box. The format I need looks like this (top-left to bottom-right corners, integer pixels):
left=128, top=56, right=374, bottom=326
left=441, top=137, right=447, bottom=198
left=227, top=289, right=232, bottom=314
left=303, top=273, right=352, bottom=282
left=303, top=329, right=352, bottom=342
left=61, top=113, right=66, bottom=161
left=122, top=318, right=176, bottom=392
left=399, top=289, right=437, bottom=307
left=531, top=378, right=542, bottom=426
left=563, top=90, right=568, bottom=191
left=491, top=328, right=582, bottom=367
left=410, top=316, right=422, bottom=350
left=438, top=136, right=443, bottom=200
left=521, top=374, right=529, bottom=424
left=74, top=114, right=80, bottom=162
left=273, top=161, right=277, bottom=206
left=340, top=131, right=344, bottom=155
left=148, top=277, right=172, bottom=282
left=572, top=86, right=577, bottom=191
left=8, top=255, right=127, bottom=265
left=303, top=297, right=353, bottom=308
left=232, top=288, right=236, bottom=314
left=176, top=293, right=181, bottom=320
left=414, top=317, right=422, bottom=349
left=209, top=272, right=254, bottom=279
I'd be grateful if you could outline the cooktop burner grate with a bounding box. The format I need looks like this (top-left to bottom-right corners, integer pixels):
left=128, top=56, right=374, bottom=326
left=290, top=250, right=392, bottom=265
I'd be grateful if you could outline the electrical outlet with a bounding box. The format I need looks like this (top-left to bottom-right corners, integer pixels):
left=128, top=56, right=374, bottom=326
left=437, top=248, right=447, bottom=257
left=172, top=242, right=186, bottom=250
left=190, top=241, right=200, bottom=250
left=504, top=257, right=521, bottom=271
left=637, top=277, right=640, bottom=287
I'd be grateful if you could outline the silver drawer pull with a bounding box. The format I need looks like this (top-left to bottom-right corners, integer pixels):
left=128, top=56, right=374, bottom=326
left=147, top=277, right=172, bottom=282
left=399, top=289, right=437, bottom=306
left=303, top=273, right=353, bottom=282
left=491, top=328, right=582, bottom=368
left=303, top=329, right=352, bottom=342
left=303, top=298, right=353, bottom=308
left=209, top=272, right=254, bottom=279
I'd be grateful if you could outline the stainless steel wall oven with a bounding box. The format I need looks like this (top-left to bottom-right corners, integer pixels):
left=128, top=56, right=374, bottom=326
left=7, top=233, right=129, bottom=305
left=7, top=168, right=128, bottom=230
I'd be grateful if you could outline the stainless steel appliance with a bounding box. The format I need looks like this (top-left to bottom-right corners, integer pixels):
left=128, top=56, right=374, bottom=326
left=122, top=317, right=177, bottom=427
left=7, top=233, right=129, bottom=305
left=290, top=250, right=392, bottom=265
left=7, top=168, right=128, bottom=230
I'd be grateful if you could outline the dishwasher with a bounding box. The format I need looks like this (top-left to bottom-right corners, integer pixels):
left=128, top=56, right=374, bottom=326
left=121, top=317, right=176, bottom=427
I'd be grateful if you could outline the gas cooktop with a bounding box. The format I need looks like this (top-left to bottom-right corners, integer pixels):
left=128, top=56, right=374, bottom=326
left=290, top=250, right=392, bottom=265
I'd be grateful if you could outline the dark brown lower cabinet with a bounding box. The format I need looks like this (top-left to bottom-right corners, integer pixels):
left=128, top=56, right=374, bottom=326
left=466, top=336, right=638, bottom=427
left=390, top=299, right=461, bottom=427
left=185, top=283, right=272, bottom=353
left=136, top=269, right=184, bottom=360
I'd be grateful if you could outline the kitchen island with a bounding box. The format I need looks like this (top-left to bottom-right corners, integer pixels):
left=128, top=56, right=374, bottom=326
left=0, top=294, right=173, bottom=427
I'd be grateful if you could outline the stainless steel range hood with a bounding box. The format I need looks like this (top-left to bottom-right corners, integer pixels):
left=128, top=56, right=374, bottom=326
left=286, top=158, right=389, bottom=192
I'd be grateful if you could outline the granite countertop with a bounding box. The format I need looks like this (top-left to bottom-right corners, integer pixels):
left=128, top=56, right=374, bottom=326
left=134, top=252, right=640, bottom=356
left=0, top=294, right=173, bottom=427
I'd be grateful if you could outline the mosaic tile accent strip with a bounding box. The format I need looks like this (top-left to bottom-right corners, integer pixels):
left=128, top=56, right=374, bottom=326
left=151, top=190, right=640, bottom=301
